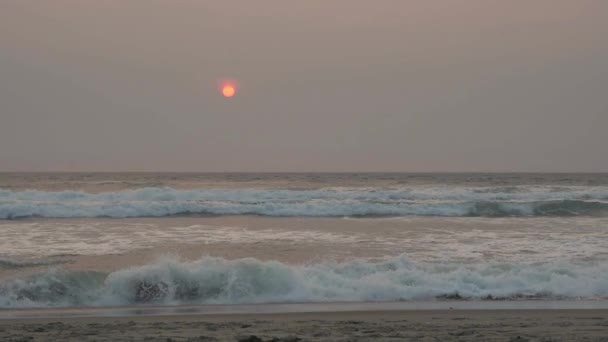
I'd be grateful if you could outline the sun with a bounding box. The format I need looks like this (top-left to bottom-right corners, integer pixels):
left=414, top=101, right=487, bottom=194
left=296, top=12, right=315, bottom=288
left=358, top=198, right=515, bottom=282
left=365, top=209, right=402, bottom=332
left=222, top=84, right=236, bottom=98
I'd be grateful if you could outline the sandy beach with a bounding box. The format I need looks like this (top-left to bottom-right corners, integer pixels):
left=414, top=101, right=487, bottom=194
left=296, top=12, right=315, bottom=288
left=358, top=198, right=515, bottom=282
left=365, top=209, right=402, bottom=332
left=1, top=309, right=607, bottom=341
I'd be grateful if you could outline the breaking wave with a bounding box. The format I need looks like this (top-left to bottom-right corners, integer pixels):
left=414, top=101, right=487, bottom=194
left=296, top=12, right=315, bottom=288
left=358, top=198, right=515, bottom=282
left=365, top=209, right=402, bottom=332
left=1, top=255, right=607, bottom=308
left=1, top=186, right=608, bottom=219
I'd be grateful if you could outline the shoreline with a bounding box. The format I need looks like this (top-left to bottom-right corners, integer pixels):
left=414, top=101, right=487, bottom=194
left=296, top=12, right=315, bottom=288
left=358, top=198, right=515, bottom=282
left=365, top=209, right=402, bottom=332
left=1, top=308, right=607, bottom=341
left=2, top=300, right=608, bottom=320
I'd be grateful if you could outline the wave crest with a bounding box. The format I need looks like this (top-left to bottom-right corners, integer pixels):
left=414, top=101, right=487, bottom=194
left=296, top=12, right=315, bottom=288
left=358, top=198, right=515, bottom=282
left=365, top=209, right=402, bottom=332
left=1, top=186, right=608, bottom=219
left=1, top=255, right=607, bottom=308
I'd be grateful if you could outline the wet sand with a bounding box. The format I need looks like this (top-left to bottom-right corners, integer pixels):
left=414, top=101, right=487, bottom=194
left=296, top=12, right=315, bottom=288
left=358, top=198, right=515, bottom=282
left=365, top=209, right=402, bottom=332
left=1, top=309, right=607, bottom=341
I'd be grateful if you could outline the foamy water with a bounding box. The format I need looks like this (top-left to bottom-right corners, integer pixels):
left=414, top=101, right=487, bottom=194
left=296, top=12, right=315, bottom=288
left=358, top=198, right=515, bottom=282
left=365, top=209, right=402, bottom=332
left=1, top=185, right=608, bottom=219
left=3, top=254, right=608, bottom=308
left=1, top=217, right=606, bottom=263
left=0, top=173, right=607, bottom=308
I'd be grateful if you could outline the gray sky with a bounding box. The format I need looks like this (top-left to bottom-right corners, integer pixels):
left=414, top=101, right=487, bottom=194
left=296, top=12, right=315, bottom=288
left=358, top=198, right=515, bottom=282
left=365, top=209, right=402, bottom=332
left=1, top=1, right=607, bottom=172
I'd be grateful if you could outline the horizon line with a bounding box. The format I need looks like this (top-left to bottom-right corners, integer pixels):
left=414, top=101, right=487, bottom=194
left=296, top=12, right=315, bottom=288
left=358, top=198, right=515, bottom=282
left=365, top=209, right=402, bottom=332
left=1, top=170, right=607, bottom=174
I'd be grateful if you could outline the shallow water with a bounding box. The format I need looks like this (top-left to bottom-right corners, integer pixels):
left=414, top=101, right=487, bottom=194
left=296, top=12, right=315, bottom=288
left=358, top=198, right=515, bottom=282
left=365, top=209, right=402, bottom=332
left=3, top=300, right=608, bottom=320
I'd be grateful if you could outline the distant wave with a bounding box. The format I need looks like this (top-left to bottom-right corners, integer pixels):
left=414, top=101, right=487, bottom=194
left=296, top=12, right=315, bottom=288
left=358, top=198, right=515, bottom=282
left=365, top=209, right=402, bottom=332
left=1, top=255, right=606, bottom=308
left=1, top=186, right=608, bottom=219
left=0, top=257, right=64, bottom=269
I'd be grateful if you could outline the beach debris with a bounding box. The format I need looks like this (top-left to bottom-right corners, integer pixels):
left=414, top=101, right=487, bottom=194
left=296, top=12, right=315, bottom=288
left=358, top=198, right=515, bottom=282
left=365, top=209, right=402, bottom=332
left=236, top=335, right=264, bottom=342
left=268, top=336, right=302, bottom=342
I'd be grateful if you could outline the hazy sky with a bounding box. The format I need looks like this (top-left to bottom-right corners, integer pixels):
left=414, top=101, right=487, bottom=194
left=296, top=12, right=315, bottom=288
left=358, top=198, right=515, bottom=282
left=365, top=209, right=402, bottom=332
left=1, top=1, right=607, bottom=172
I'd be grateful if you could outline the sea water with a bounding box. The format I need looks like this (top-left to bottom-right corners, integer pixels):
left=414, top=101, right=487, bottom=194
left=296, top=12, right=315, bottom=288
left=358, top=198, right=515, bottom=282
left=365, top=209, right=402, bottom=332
left=0, top=173, right=607, bottom=308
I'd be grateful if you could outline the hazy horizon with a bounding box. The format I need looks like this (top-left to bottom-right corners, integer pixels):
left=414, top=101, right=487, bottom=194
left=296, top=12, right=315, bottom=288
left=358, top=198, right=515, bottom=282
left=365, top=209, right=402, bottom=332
left=2, top=171, right=608, bottom=175
left=2, top=1, right=607, bottom=172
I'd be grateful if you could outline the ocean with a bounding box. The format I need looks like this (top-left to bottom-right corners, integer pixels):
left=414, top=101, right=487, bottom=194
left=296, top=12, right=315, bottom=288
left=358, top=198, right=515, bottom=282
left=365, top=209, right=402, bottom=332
left=1, top=172, right=607, bottom=309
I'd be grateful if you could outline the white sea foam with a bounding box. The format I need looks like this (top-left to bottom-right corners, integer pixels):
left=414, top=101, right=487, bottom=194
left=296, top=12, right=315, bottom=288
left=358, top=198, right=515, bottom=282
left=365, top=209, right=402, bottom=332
left=0, top=222, right=364, bottom=257
left=1, top=186, right=608, bottom=219
left=2, top=217, right=607, bottom=263
left=1, top=255, right=607, bottom=308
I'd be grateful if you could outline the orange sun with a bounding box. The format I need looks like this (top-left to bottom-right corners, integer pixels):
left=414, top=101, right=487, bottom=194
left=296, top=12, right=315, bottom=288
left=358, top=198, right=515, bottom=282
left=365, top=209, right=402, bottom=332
left=222, top=84, right=236, bottom=98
